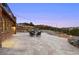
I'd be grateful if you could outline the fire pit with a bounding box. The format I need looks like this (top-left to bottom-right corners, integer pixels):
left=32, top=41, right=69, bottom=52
left=29, top=28, right=41, bottom=37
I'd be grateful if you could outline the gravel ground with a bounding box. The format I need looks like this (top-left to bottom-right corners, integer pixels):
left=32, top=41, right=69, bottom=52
left=0, top=32, right=79, bottom=55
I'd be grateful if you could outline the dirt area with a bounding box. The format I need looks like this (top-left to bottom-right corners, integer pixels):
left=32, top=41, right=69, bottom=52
left=0, top=32, right=79, bottom=55
left=43, top=30, right=70, bottom=38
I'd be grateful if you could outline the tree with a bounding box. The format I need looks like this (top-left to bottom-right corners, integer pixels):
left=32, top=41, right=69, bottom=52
left=29, top=22, right=34, bottom=26
left=69, top=28, right=79, bottom=36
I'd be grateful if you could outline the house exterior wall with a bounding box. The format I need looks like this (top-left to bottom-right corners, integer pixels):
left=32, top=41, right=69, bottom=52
left=0, top=3, right=16, bottom=34
left=2, top=10, right=15, bottom=33
left=0, top=3, right=16, bottom=47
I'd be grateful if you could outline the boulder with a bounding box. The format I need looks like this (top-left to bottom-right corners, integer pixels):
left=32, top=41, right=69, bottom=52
left=68, top=36, right=79, bottom=47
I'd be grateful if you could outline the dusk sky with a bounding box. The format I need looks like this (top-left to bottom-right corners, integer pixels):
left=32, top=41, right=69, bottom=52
left=8, top=3, right=79, bottom=28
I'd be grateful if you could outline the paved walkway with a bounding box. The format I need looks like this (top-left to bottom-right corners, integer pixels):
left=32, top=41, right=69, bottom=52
left=0, top=32, right=79, bottom=55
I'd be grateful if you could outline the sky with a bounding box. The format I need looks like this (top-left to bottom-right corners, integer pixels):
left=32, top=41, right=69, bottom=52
left=8, top=3, right=79, bottom=28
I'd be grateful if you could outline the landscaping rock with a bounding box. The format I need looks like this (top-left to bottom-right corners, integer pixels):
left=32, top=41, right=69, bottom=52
left=68, top=36, right=79, bottom=47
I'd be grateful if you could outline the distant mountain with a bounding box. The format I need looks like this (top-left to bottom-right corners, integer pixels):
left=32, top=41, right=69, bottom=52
left=17, top=22, right=34, bottom=26
left=61, top=27, right=79, bottom=30
left=17, top=22, right=59, bottom=31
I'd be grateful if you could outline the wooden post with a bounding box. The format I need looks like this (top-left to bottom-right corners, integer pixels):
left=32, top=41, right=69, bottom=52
left=0, top=4, right=2, bottom=48
left=0, top=41, right=2, bottom=48
left=0, top=33, right=2, bottom=48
